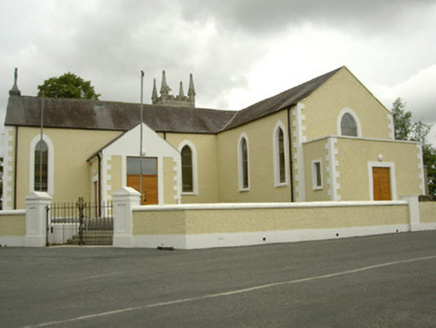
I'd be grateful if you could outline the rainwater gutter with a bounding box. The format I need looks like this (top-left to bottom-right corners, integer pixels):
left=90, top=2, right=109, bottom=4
left=13, top=126, right=18, bottom=209
left=97, top=152, right=102, bottom=217
left=287, top=108, right=295, bottom=202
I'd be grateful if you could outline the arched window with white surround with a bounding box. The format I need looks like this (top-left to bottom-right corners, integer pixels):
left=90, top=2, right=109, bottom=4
left=238, top=134, right=250, bottom=191
left=181, top=145, right=193, bottom=192
left=178, top=140, right=198, bottom=194
left=34, top=140, right=48, bottom=191
left=337, top=108, right=362, bottom=137
left=273, top=121, right=288, bottom=186
left=29, top=134, right=54, bottom=194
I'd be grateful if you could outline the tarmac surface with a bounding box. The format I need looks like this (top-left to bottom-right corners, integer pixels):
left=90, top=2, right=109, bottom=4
left=1, top=231, right=436, bottom=327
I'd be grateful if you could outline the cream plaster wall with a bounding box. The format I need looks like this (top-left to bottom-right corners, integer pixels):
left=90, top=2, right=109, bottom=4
left=419, top=202, right=436, bottom=223
left=0, top=212, right=26, bottom=236
left=134, top=210, right=186, bottom=235
left=217, top=111, right=292, bottom=203
left=132, top=202, right=408, bottom=236
left=164, top=133, right=219, bottom=203
left=108, top=155, right=123, bottom=199
left=14, top=127, right=121, bottom=208
left=336, top=138, right=422, bottom=200
left=89, top=157, right=98, bottom=183
left=303, top=67, right=392, bottom=141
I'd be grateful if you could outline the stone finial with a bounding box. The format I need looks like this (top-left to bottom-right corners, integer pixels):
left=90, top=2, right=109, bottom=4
left=9, top=67, right=21, bottom=97
left=152, top=78, right=158, bottom=102
left=187, top=73, right=196, bottom=107
left=188, top=73, right=195, bottom=98
left=179, top=81, right=185, bottom=98
left=160, top=70, right=171, bottom=95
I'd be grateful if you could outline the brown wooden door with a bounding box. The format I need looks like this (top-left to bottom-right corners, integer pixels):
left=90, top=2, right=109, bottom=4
left=372, top=167, right=391, bottom=201
left=127, top=174, right=158, bottom=205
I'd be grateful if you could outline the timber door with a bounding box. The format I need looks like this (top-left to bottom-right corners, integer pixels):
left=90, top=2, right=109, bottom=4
left=126, top=157, right=158, bottom=205
left=372, top=167, right=391, bottom=201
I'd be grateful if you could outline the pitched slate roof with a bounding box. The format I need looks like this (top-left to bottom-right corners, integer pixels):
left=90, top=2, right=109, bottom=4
left=221, top=67, right=342, bottom=131
left=4, top=96, right=235, bottom=134
left=4, top=67, right=342, bottom=134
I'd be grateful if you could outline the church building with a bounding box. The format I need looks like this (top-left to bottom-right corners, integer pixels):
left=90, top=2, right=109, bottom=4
left=2, top=66, right=425, bottom=210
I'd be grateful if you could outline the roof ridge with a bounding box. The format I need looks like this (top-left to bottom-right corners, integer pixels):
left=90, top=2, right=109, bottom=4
left=220, top=66, right=343, bottom=131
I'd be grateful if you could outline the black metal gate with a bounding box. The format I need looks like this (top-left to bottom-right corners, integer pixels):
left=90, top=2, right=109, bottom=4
left=47, top=198, right=113, bottom=246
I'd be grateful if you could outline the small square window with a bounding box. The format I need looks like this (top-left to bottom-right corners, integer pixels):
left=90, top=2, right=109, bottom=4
left=312, top=160, right=323, bottom=190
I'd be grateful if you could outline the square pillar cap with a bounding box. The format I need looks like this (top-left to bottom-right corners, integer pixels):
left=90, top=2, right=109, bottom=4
left=113, top=186, right=141, bottom=197
left=26, top=191, right=52, bottom=201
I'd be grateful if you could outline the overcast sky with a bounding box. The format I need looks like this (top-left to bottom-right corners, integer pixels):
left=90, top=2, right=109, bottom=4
left=1, top=0, right=435, bottom=151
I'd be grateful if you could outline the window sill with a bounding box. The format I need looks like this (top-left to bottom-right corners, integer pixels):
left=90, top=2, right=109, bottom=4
left=181, top=192, right=198, bottom=196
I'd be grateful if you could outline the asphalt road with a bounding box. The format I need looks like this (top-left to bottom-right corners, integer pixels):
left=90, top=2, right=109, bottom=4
left=1, top=231, right=436, bottom=327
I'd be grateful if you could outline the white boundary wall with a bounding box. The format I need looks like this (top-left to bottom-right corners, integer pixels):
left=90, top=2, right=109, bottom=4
left=120, top=196, right=435, bottom=249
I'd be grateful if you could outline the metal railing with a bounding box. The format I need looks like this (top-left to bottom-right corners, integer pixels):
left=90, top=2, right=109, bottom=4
left=47, top=198, right=113, bottom=245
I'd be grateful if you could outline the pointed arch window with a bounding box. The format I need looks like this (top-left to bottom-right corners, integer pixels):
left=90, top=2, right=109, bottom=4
left=238, top=135, right=250, bottom=190
left=181, top=145, right=193, bottom=193
left=273, top=122, right=288, bottom=187
left=178, top=140, right=198, bottom=195
left=34, top=140, right=48, bottom=192
left=277, top=128, right=286, bottom=183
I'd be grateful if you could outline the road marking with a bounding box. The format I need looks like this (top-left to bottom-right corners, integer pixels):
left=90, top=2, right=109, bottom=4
left=25, top=254, right=436, bottom=327
left=67, top=272, right=123, bottom=282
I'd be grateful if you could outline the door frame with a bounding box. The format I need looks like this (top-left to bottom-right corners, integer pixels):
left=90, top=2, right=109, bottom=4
left=126, top=156, right=159, bottom=205
left=368, top=162, right=397, bottom=201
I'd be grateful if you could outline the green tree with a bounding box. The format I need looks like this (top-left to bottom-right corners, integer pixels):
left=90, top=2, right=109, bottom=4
left=37, top=72, right=100, bottom=100
left=391, top=98, right=436, bottom=195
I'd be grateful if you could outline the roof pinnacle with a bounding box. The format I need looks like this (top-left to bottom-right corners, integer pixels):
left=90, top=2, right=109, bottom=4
left=9, top=67, right=21, bottom=96
left=188, top=73, right=195, bottom=97
left=160, top=70, right=171, bottom=95
left=152, top=78, right=158, bottom=101
left=179, top=81, right=185, bottom=98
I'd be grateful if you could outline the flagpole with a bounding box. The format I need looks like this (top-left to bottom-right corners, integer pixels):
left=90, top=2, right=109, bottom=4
left=39, top=91, right=44, bottom=191
left=140, top=71, right=144, bottom=203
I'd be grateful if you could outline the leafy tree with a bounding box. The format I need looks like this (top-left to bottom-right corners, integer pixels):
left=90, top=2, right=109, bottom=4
left=37, top=72, right=100, bottom=100
left=391, top=98, right=436, bottom=195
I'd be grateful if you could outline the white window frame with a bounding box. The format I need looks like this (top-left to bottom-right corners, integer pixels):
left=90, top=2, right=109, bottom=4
left=273, top=121, right=289, bottom=187
left=238, top=133, right=250, bottom=191
left=368, top=161, right=397, bottom=201
left=337, top=107, right=362, bottom=137
left=29, top=134, right=55, bottom=195
left=312, top=159, right=323, bottom=190
left=178, top=140, right=199, bottom=195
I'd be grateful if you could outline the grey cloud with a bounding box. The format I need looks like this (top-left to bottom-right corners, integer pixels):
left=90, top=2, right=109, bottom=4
left=181, top=0, right=435, bottom=35
left=1, top=0, right=435, bottom=136
left=26, top=0, right=267, bottom=108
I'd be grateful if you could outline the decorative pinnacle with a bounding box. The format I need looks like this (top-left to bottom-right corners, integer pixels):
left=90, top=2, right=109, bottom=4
left=9, top=67, right=21, bottom=96
left=160, top=70, right=171, bottom=95
left=188, top=73, right=195, bottom=97
left=152, top=78, right=158, bottom=101
left=179, top=81, right=185, bottom=97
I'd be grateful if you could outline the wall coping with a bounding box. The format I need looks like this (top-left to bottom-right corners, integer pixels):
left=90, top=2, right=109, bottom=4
left=133, top=200, right=408, bottom=212
left=0, top=210, right=27, bottom=216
